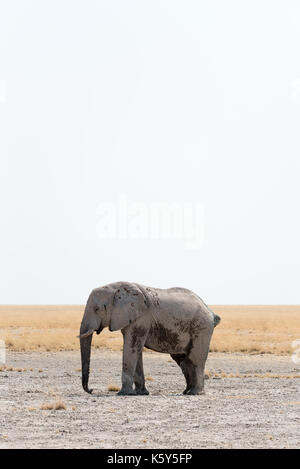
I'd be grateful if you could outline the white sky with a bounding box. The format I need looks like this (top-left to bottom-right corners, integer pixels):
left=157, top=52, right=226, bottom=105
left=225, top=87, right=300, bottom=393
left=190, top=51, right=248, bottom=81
left=1, top=1, right=300, bottom=304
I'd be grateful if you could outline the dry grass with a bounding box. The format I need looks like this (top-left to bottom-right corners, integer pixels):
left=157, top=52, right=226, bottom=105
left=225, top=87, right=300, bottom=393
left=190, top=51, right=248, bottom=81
left=0, top=305, right=122, bottom=352
left=107, top=384, right=120, bottom=392
left=206, top=370, right=300, bottom=379
left=145, top=376, right=154, bottom=381
left=40, top=400, right=66, bottom=411
left=0, top=365, right=27, bottom=372
left=0, top=304, right=299, bottom=355
left=209, top=305, right=300, bottom=354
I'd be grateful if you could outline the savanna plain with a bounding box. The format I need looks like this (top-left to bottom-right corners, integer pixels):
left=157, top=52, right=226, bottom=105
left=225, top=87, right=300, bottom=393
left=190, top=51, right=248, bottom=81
left=0, top=305, right=299, bottom=448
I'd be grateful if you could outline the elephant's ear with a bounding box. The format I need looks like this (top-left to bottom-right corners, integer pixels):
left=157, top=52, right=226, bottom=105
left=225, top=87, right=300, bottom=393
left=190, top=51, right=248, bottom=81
left=109, top=284, right=150, bottom=331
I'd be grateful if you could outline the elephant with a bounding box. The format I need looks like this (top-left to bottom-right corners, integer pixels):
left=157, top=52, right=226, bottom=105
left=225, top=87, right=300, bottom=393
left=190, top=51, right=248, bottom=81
left=78, top=281, right=221, bottom=396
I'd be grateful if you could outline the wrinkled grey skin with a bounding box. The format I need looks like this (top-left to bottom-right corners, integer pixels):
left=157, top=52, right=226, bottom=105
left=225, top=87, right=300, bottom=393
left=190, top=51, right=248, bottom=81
left=79, top=281, right=221, bottom=396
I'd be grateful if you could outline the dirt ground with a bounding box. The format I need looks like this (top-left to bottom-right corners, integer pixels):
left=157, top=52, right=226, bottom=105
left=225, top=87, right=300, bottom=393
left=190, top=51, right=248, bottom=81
left=0, top=350, right=299, bottom=449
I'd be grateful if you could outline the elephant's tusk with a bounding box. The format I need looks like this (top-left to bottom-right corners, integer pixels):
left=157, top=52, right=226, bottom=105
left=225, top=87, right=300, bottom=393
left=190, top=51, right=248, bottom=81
left=77, top=329, right=94, bottom=339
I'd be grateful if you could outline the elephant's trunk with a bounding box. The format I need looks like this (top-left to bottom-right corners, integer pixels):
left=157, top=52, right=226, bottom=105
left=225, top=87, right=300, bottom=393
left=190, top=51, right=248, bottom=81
left=80, top=332, right=93, bottom=394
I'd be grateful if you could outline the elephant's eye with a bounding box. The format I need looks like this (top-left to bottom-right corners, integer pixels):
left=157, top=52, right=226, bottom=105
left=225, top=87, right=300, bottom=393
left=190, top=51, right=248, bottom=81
left=104, top=304, right=107, bottom=312
left=95, top=306, right=99, bottom=312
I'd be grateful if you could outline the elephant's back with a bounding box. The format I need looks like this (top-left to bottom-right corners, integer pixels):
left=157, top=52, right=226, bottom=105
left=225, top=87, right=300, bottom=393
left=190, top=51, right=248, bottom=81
left=161, top=286, right=209, bottom=310
left=138, top=283, right=215, bottom=327
left=153, top=287, right=213, bottom=324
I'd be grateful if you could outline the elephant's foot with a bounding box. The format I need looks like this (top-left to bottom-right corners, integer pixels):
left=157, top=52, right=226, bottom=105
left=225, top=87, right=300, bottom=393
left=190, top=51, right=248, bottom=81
left=117, top=387, right=137, bottom=396
left=185, top=387, right=204, bottom=395
left=183, top=387, right=191, bottom=395
left=135, top=387, right=149, bottom=395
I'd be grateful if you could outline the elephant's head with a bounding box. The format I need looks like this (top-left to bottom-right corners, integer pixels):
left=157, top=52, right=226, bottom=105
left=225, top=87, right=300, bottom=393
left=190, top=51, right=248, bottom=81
left=78, top=282, right=150, bottom=393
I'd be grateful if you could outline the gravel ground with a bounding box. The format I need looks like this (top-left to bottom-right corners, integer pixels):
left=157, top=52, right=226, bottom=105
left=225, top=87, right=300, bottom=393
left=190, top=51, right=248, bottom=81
left=0, top=350, right=299, bottom=448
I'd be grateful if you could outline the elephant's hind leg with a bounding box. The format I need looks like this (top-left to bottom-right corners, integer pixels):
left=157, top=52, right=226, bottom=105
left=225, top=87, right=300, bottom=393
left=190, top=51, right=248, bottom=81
left=170, top=354, right=196, bottom=394
left=134, top=353, right=149, bottom=395
left=185, top=331, right=212, bottom=395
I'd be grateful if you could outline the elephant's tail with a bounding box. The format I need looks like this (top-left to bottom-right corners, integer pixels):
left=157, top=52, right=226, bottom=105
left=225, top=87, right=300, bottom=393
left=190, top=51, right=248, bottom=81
left=213, top=313, right=221, bottom=327
left=199, top=296, right=221, bottom=328
left=205, top=303, right=221, bottom=327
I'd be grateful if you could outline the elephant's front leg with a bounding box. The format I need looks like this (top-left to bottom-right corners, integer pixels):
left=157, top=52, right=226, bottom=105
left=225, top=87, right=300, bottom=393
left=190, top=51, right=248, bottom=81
left=134, top=353, right=149, bottom=395
left=118, top=327, right=147, bottom=396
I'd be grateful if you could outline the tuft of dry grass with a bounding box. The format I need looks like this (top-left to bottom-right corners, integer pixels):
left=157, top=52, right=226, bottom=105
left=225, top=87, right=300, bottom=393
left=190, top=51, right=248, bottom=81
left=0, top=365, right=27, bottom=372
left=0, top=304, right=299, bottom=355
left=40, top=400, right=66, bottom=410
left=107, top=384, right=120, bottom=392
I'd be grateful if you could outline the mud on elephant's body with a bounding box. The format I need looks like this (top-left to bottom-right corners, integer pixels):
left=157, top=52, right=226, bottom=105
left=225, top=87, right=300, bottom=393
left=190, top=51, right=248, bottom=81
left=79, top=281, right=221, bottom=395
